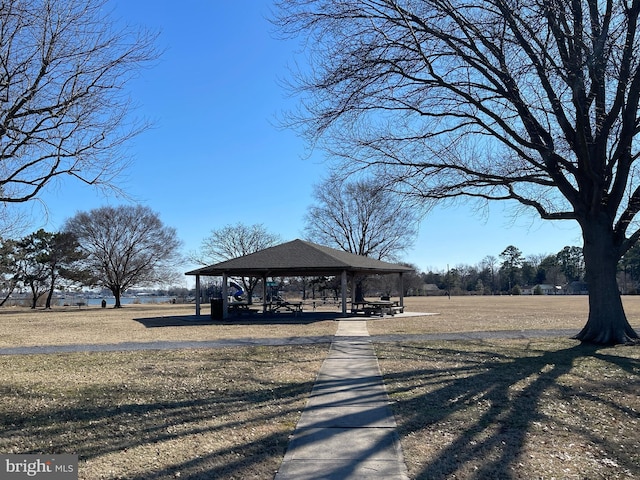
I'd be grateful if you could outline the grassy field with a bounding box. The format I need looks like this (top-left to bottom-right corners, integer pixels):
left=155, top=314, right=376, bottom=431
left=0, top=345, right=327, bottom=479
left=0, top=296, right=639, bottom=479
left=377, top=338, right=639, bottom=479
left=370, top=294, right=640, bottom=334
left=0, top=302, right=339, bottom=347
left=3, top=295, right=639, bottom=347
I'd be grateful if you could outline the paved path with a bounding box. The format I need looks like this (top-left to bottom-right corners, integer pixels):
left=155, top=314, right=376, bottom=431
left=274, top=320, right=409, bottom=480
left=0, top=328, right=582, bottom=356
left=0, top=322, right=586, bottom=479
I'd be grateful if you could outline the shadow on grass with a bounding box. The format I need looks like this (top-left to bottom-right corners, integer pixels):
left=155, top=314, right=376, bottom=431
left=0, top=348, right=325, bottom=479
left=6, top=386, right=309, bottom=478
left=377, top=341, right=640, bottom=480
left=134, top=311, right=342, bottom=328
left=133, top=315, right=219, bottom=327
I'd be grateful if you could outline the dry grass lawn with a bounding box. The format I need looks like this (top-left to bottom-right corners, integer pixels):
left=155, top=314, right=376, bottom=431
left=370, top=294, right=640, bottom=334
left=0, top=345, right=327, bottom=479
left=377, top=338, right=640, bottom=479
left=3, top=295, right=639, bottom=347
left=0, top=303, right=338, bottom=347
left=0, top=296, right=639, bottom=479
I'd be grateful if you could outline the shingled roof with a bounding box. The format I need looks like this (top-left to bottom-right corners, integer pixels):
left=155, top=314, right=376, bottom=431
left=185, top=239, right=414, bottom=277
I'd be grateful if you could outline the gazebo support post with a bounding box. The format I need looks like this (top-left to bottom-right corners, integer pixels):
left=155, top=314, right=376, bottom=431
left=222, top=273, right=229, bottom=319
left=195, top=274, right=201, bottom=316
left=351, top=275, right=356, bottom=305
left=262, top=274, right=268, bottom=313
left=399, top=272, right=404, bottom=308
left=341, top=270, right=348, bottom=315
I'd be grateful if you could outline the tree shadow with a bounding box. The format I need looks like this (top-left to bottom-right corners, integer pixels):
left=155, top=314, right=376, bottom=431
left=1, top=350, right=324, bottom=479
left=7, top=386, right=309, bottom=479
left=378, top=341, right=640, bottom=479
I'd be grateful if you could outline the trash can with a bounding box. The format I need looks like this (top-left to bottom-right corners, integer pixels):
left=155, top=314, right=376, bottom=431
left=211, top=299, right=224, bottom=319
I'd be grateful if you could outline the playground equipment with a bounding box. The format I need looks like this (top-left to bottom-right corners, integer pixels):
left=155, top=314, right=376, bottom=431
left=229, top=279, right=245, bottom=301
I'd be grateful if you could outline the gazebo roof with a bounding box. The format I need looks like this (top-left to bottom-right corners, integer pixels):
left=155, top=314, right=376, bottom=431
left=185, top=239, right=414, bottom=277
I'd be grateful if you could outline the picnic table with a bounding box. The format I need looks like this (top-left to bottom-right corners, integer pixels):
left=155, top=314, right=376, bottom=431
left=351, top=299, right=403, bottom=316
left=267, top=300, right=303, bottom=315
left=228, top=302, right=259, bottom=316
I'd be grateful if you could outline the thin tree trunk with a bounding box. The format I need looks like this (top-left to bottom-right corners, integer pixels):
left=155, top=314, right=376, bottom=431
left=30, top=285, right=37, bottom=309
left=45, top=287, right=54, bottom=309
left=575, top=218, right=639, bottom=345
left=0, top=281, right=16, bottom=306
left=45, top=271, right=55, bottom=309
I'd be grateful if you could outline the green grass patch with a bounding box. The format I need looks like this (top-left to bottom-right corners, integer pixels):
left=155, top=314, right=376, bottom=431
left=376, top=338, right=640, bottom=479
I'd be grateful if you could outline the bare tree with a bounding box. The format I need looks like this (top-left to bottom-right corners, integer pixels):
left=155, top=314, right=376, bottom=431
left=193, top=223, right=282, bottom=265
left=305, top=173, right=419, bottom=261
left=276, top=0, right=640, bottom=344
left=191, top=223, right=281, bottom=303
left=64, top=205, right=182, bottom=307
left=481, top=255, right=499, bottom=294
left=0, top=0, right=158, bottom=213
left=305, top=173, right=419, bottom=300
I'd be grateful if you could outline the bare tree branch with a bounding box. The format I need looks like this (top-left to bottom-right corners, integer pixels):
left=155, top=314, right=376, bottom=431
left=304, top=173, right=421, bottom=261
left=0, top=0, right=159, bottom=205
left=276, top=0, right=640, bottom=344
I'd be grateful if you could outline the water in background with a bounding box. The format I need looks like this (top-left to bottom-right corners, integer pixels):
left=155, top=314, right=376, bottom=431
left=2, top=295, right=184, bottom=308
left=84, top=296, right=175, bottom=306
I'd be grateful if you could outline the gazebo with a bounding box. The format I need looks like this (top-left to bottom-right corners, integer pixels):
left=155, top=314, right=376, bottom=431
left=185, top=239, right=414, bottom=317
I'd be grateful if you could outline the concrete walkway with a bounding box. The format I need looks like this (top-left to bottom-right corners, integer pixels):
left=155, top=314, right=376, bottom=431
left=274, top=320, right=409, bottom=480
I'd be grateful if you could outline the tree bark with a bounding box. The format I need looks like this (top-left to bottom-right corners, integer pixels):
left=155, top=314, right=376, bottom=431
left=45, top=288, right=54, bottom=309
left=112, top=286, right=122, bottom=308
left=0, top=288, right=13, bottom=307
left=575, top=217, right=639, bottom=345
left=45, top=271, right=55, bottom=309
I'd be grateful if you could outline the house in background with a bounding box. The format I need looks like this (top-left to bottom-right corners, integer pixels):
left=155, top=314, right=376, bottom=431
left=521, top=284, right=560, bottom=295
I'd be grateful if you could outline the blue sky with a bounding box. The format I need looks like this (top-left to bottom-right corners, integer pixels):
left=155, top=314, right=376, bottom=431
left=31, top=0, right=583, bottom=286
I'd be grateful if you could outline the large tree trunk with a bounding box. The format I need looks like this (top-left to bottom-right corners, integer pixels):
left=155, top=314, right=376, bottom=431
left=575, top=218, right=639, bottom=345
left=112, top=286, right=123, bottom=308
